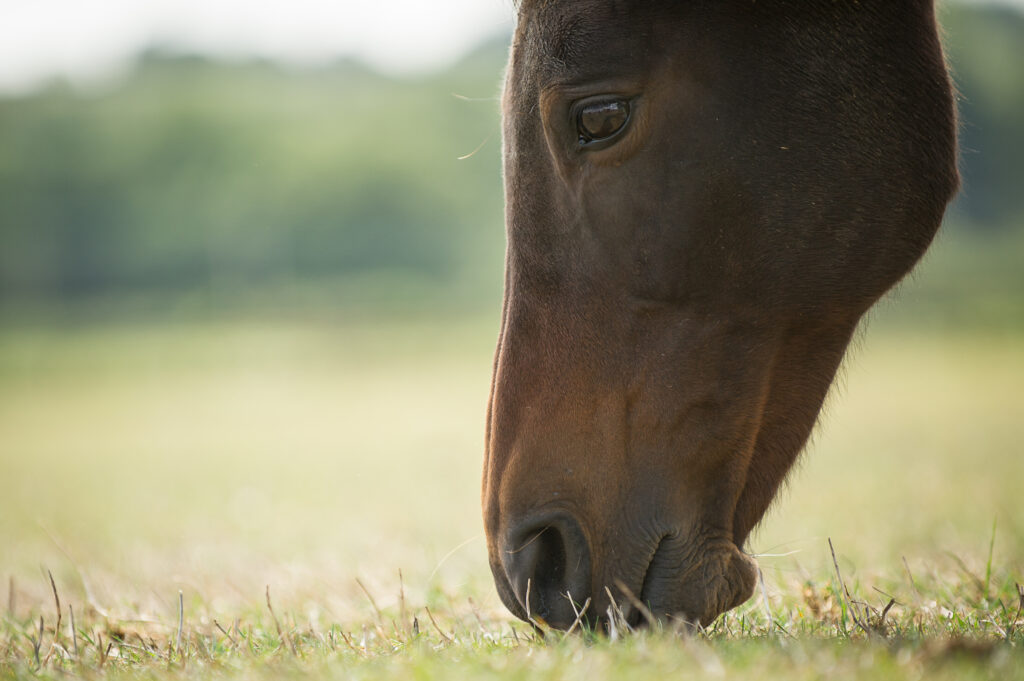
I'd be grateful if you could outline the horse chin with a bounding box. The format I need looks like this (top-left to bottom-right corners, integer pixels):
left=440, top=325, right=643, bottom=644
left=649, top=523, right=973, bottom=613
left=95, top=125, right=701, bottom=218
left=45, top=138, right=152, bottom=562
left=636, top=533, right=758, bottom=628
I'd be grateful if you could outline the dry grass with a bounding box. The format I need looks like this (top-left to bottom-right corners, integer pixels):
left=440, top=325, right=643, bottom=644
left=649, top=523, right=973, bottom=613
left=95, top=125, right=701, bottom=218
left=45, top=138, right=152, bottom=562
left=2, top=556, right=1022, bottom=680
left=1, top=317, right=1022, bottom=679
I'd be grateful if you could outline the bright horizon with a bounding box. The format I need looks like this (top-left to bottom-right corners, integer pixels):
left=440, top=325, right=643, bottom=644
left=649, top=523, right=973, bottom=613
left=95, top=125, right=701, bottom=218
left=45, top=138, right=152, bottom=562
left=0, top=0, right=1020, bottom=94
left=0, top=0, right=514, bottom=93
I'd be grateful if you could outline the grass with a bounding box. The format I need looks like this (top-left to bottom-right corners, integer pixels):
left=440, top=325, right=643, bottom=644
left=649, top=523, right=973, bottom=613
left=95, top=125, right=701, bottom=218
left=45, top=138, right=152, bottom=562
left=0, top=314, right=1022, bottom=679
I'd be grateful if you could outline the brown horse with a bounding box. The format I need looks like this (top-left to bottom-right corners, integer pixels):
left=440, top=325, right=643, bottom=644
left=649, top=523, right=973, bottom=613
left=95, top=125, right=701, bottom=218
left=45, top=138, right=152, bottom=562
left=483, top=0, right=959, bottom=630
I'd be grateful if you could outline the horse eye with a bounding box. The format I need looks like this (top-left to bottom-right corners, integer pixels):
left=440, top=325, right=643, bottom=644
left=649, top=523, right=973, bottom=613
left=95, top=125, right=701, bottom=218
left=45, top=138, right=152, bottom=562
left=577, top=99, right=630, bottom=145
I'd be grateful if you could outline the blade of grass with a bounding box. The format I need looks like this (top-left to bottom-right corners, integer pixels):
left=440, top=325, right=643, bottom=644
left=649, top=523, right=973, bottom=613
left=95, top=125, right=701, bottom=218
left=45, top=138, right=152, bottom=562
left=42, top=569, right=62, bottom=665
left=175, top=590, right=183, bottom=660
left=424, top=606, right=453, bottom=644
left=984, top=517, right=997, bottom=601
left=265, top=585, right=296, bottom=656
left=829, top=538, right=871, bottom=637
left=564, top=596, right=591, bottom=637
left=69, top=604, right=78, bottom=659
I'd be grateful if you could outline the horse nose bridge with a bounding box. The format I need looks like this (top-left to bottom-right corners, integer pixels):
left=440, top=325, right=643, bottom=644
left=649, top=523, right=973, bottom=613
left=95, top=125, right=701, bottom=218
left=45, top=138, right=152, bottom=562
left=502, top=511, right=594, bottom=629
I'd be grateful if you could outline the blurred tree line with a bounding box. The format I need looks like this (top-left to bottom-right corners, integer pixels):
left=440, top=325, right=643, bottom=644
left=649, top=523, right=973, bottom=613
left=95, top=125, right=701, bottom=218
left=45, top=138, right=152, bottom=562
left=0, top=39, right=508, bottom=313
left=0, top=3, right=1021, bottom=318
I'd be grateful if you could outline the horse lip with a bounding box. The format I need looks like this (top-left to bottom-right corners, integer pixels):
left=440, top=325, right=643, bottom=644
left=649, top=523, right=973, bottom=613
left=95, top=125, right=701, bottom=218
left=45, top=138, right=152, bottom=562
left=635, top=534, right=676, bottom=626
left=633, top=531, right=755, bottom=628
left=638, top=535, right=667, bottom=604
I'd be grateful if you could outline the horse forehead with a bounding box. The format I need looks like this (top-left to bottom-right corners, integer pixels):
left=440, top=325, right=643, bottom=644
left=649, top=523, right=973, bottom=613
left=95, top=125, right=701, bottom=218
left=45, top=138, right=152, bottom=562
left=514, top=0, right=628, bottom=69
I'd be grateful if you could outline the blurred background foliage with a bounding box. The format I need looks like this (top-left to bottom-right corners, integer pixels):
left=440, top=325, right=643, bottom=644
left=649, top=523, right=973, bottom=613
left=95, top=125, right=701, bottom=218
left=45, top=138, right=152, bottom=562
left=0, top=3, right=1022, bottom=325
left=0, top=40, right=508, bottom=318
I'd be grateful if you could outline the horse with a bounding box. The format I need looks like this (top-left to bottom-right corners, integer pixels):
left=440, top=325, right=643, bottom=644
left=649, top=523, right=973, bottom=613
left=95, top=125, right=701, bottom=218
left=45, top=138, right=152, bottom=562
left=483, top=0, right=959, bottom=630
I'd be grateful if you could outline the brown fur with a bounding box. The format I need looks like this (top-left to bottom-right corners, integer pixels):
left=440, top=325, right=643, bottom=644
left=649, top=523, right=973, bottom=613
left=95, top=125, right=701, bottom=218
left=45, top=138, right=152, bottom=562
left=485, top=0, right=959, bottom=630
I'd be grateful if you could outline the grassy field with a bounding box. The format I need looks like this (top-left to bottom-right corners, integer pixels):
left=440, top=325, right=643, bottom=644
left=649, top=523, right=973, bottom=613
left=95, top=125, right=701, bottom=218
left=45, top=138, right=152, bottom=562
left=0, top=315, right=1022, bottom=679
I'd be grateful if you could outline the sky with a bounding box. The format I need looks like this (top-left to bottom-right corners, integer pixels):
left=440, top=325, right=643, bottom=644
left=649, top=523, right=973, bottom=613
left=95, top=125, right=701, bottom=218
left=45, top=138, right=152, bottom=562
left=0, top=0, right=1020, bottom=94
left=0, top=0, right=514, bottom=92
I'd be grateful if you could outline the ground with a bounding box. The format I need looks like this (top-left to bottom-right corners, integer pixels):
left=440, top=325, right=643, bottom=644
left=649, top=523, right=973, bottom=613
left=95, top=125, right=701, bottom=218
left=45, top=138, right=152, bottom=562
left=1, top=315, right=1021, bottom=679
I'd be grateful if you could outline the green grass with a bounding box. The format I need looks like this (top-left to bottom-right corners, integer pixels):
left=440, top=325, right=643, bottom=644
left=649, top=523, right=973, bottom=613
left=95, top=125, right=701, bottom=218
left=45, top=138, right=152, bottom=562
left=0, top=316, right=1022, bottom=679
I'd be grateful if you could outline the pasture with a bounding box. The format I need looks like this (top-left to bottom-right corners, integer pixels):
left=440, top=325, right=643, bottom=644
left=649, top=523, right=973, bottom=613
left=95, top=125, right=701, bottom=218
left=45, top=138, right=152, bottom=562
left=0, top=313, right=1021, bottom=679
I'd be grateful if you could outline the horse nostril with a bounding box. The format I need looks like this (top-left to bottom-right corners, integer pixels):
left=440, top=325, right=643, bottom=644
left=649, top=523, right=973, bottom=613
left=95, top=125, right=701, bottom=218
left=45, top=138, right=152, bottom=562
left=503, top=512, right=592, bottom=630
